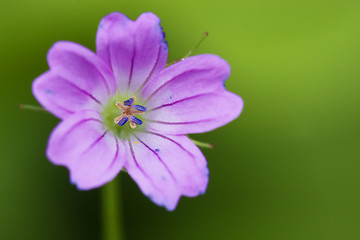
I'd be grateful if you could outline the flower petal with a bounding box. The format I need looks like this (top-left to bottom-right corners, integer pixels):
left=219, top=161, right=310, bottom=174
left=47, top=110, right=126, bottom=190
left=145, top=91, right=243, bottom=134
left=32, top=71, right=103, bottom=119
left=124, top=132, right=209, bottom=211
left=141, top=54, right=230, bottom=106
left=141, top=54, right=243, bottom=134
left=42, top=41, right=116, bottom=117
left=96, top=12, right=168, bottom=94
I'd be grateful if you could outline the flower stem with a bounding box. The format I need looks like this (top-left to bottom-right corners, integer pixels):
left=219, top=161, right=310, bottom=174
left=165, top=32, right=209, bottom=67
left=19, top=104, right=49, bottom=113
left=191, top=138, right=214, bottom=149
left=183, top=32, right=209, bottom=59
left=101, top=177, right=124, bottom=240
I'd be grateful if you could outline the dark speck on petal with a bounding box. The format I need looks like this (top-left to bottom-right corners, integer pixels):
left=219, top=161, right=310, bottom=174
left=155, top=148, right=160, bottom=152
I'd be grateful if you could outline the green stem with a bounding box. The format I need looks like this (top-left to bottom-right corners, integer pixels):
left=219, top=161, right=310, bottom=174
left=19, top=104, right=49, bottom=113
left=166, top=32, right=209, bottom=67
left=183, top=32, right=209, bottom=59
left=101, top=177, right=124, bottom=240
left=165, top=59, right=181, bottom=67
left=191, top=138, right=214, bottom=149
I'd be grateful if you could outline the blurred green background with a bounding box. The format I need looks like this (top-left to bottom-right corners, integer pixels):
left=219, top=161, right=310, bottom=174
left=1, top=0, right=360, bottom=239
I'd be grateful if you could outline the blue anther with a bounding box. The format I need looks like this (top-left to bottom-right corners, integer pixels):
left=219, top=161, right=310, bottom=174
left=133, top=105, right=147, bottom=112
left=117, top=117, right=129, bottom=126
left=124, top=98, right=134, bottom=106
left=130, top=116, right=143, bottom=125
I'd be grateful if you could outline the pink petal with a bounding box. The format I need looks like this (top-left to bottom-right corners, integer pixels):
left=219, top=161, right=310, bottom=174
left=124, top=132, right=209, bottom=211
left=96, top=12, right=168, bottom=94
left=145, top=91, right=243, bottom=134
left=32, top=71, right=103, bottom=119
left=33, top=41, right=117, bottom=118
left=47, top=110, right=126, bottom=190
left=141, top=54, right=243, bottom=134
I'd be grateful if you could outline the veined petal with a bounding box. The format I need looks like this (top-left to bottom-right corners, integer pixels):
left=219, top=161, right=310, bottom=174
left=140, top=54, right=243, bottom=134
left=32, top=71, right=103, bottom=119
left=124, top=132, right=208, bottom=211
left=96, top=12, right=168, bottom=94
left=46, top=41, right=116, bottom=111
left=96, top=12, right=134, bottom=92
left=47, top=110, right=126, bottom=190
left=141, top=54, right=231, bottom=107
left=145, top=91, right=243, bottom=134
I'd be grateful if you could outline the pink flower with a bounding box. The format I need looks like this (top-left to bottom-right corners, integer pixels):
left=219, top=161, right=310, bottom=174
left=32, top=12, right=243, bottom=210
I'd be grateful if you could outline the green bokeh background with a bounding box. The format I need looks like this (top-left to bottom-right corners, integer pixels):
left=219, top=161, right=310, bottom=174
left=1, top=0, right=360, bottom=239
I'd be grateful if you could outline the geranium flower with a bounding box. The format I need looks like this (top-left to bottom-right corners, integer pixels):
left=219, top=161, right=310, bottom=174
left=32, top=12, right=243, bottom=210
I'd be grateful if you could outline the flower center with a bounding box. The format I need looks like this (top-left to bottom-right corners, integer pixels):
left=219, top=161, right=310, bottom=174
left=114, top=96, right=147, bottom=129
left=101, top=93, right=147, bottom=139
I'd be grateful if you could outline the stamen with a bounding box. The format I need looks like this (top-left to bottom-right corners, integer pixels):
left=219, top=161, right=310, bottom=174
left=117, top=117, right=129, bottom=126
left=130, top=109, right=145, bottom=115
left=116, top=102, right=126, bottom=111
left=114, top=114, right=124, bottom=124
left=124, top=97, right=135, bottom=106
left=115, top=96, right=145, bottom=128
left=132, top=105, right=147, bottom=112
left=130, top=116, right=143, bottom=125
left=129, top=121, right=137, bottom=129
